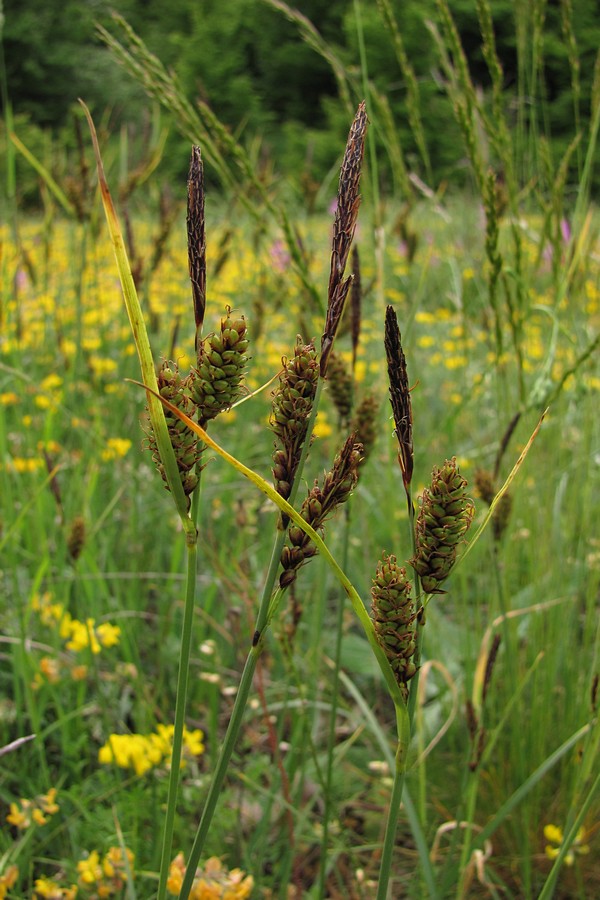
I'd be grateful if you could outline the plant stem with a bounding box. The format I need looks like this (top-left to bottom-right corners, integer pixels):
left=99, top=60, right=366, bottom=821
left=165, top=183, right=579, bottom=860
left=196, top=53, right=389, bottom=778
left=318, top=504, right=351, bottom=897
left=179, top=633, right=263, bottom=898
left=156, top=520, right=199, bottom=900
left=376, top=702, right=412, bottom=900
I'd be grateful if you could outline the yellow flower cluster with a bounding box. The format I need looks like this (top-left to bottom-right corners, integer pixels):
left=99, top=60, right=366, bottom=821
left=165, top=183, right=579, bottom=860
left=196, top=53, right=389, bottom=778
left=544, top=823, right=590, bottom=866
left=76, top=846, right=134, bottom=896
left=31, top=846, right=134, bottom=898
left=167, top=853, right=254, bottom=899
left=6, top=787, right=59, bottom=830
left=33, top=877, right=77, bottom=899
left=0, top=865, right=18, bottom=899
left=31, top=592, right=121, bottom=655
left=101, top=437, right=132, bottom=462
left=98, top=724, right=205, bottom=776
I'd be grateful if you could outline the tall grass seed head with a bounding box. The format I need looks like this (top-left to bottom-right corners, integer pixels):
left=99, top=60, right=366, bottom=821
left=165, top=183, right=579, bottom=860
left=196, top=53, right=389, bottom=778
left=189, top=307, right=249, bottom=424
left=411, top=457, right=475, bottom=594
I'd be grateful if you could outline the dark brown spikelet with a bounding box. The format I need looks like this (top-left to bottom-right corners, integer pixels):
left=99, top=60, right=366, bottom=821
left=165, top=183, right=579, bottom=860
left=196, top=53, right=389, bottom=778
left=351, top=393, right=379, bottom=467
left=371, top=554, right=417, bottom=701
left=148, top=361, right=201, bottom=503
left=67, top=516, right=86, bottom=561
left=187, top=146, right=206, bottom=350
left=474, top=468, right=495, bottom=505
left=350, top=245, right=362, bottom=370
left=326, top=351, right=353, bottom=424
left=474, top=468, right=513, bottom=541
left=188, top=307, right=249, bottom=426
left=280, top=435, right=363, bottom=589
left=385, top=305, right=413, bottom=491
left=410, top=458, right=475, bottom=594
left=321, top=101, right=368, bottom=376
left=270, top=338, right=319, bottom=500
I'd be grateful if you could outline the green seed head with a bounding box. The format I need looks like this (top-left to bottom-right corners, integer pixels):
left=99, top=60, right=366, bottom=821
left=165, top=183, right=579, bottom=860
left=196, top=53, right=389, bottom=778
left=410, top=458, right=474, bottom=594
left=188, top=307, right=249, bottom=425
left=371, top=554, right=416, bottom=699
left=147, top=360, right=202, bottom=506
left=270, top=338, right=319, bottom=500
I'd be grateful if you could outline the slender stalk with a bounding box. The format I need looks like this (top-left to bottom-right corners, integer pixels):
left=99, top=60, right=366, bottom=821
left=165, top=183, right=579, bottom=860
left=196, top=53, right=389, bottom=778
left=179, top=637, right=262, bottom=897
left=318, top=505, right=351, bottom=897
left=156, top=521, right=199, bottom=900
left=376, top=700, right=412, bottom=900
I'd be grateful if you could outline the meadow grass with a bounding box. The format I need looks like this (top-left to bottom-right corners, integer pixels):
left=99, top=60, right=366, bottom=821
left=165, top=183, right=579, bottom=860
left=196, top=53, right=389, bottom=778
left=1, top=138, right=599, bottom=899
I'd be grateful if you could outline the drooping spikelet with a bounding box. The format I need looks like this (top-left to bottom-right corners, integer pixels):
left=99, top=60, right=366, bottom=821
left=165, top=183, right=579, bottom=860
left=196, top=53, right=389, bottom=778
left=351, top=392, right=379, bottom=466
left=188, top=307, right=249, bottom=425
left=270, top=338, right=319, bottom=500
left=326, top=351, right=353, bottom=424
left=279, top=435, right=363, bottom=588
left=371, top=554, right=417, bottom=701
left=148, top=361, right=201, bottom=503
left=410, top=458, right=475, bottom=594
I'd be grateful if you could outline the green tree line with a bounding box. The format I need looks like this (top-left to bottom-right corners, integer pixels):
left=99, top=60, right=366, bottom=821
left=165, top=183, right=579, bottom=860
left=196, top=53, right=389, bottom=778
left=2, top=0, right=599, bottom=195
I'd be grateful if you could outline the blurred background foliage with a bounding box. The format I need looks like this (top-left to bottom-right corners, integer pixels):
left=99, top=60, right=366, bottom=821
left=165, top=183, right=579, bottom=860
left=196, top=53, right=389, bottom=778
left=2, top=0, right=600, bottom=204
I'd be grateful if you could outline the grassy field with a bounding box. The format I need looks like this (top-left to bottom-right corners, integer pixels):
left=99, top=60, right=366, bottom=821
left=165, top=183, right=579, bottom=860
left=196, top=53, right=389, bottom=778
left=1, top=132, right=599, bottom=899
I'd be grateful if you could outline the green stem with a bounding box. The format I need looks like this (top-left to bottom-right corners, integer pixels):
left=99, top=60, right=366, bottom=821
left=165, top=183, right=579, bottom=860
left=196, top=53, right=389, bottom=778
left=318, top=504, right=351, bottom=897
left=180, top=380, right=325, bottom=896
left=376, top=702, right=412, bottom=900
left=156, top=522, right=199, bottom=900
left=179, top=631, right=261, bottom=897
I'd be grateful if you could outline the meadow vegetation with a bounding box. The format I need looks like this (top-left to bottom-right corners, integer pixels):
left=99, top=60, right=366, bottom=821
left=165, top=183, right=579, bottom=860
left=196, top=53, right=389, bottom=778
left=1, top=1, right=599, bottom=898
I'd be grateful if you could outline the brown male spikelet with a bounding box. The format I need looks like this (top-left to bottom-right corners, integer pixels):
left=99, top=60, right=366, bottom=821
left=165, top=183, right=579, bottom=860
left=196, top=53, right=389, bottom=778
left=187, top=146, right=206, bottom=350
left=326, top=351, right=353, bottom=424
left=148, top=361, right=201, bottom=503
left=371, top=554, right=417, bottom=701
left=67, top=516, right=86, bottom=561
left=321, top=102, right=368, bottom=376
left=280, top=435, right=363, bottom=588
left=188, top=307, right=249, bottom=426
left=411, top=458, right=475, bottom=594
left=385, top=305, right=413, bottom=492
left=270, top=338, right=319, bottom=501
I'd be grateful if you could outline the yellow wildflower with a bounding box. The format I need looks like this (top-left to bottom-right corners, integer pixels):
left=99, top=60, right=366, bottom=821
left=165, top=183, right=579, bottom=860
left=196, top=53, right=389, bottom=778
left=167, top=854, right=254, bottom=899
left=101, top=437, right=132, bottom=461
left=0, top=865, right=19, bottom=898
left=40, top=787, right=59, bottom=815
left=77, top=849, right=102, bottom=885
left=7, top=800, right=31, bottom=829
left=544, top=823, right=590, bottom=866
left=96, top=622, right=121, bottom=648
